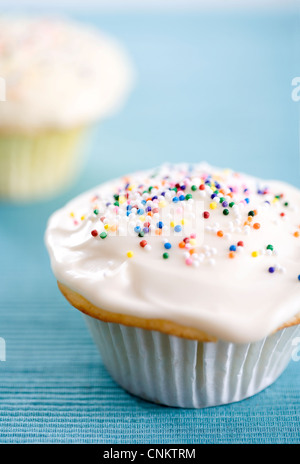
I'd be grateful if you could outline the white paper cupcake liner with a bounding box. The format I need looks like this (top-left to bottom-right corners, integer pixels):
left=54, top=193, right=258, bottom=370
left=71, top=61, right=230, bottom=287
left=83, top=314, right=300, bottom=408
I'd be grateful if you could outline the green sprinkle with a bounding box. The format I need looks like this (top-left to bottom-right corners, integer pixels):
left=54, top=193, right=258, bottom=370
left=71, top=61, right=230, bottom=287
left=191, top=185, right=197, bottom=191
left=100, top=232, right=107, bottom=239
left=138, top=231, right=145, bottom=237
left=93, top=209, right=99, bottom=215
left=185, top=193, right=192, bottom=200
left=223, top=209, right=229, bottom=216
left=248, top=210, right=255, bottom=217
left=219, top=197, right=225, bottom=203
left=266, top=244, right=274, bottom=251
left=163, top=252, right=169, bottom=259
left=284, top=202, right=289, bottom=207
left=214, top=190, right=219, bottom=195
left=229, top=202, right=235, bottom=207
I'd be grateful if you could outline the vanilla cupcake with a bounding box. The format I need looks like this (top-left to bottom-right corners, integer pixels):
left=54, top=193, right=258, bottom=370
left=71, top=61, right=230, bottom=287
left=45, top=163, right=300, bottom=408
left=0, top=16, right=133, bottom=201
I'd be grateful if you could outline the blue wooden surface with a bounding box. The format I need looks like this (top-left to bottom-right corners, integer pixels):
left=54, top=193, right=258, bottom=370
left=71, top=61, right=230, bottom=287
left=0, top=8, right=299, bottom=443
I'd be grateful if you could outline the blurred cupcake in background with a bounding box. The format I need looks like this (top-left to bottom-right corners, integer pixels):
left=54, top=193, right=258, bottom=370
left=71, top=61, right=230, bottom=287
left=0, top=16, right=134, bottom=201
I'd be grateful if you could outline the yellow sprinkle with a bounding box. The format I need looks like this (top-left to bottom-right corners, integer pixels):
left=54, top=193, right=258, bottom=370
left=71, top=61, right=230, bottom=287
left=70, top=212, right=75, bottom=218
left=104, top=224, right=109, bottom=230
left=80, top=215, right=85, bottom=221
left=127, top=251, right=134, bottom=258
left=251, top=251, right=259, bottom=257
left=159, top=201, right=167, bottom=208
left=170, top=221, right=175, bottom=228
left=210, top=202, right=217, bottom=210
left=272, top=198, right=278, bottom=203
left=181, top=219, right=185, bottom=225
left=139, top=215, right=145, bottom=222
left=189, top=239, right=196, bottom=246
left=119, top=196, right=126, bottom=204
left=128, top=184, right=135, bottom=191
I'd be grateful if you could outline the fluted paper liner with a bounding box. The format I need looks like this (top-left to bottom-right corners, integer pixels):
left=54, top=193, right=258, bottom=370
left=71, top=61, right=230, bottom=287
left=0, top=126, right=89, bottom=201
left=84, top=314, right=300, bottom=408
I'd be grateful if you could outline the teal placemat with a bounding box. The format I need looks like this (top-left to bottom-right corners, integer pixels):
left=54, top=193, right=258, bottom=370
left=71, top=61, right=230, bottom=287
left=0, top=8, right=299, bottom=443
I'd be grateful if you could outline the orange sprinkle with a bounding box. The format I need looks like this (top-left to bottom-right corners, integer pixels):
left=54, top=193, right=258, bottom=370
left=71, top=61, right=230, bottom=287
left=155, top=229, right=162, bottom=235
left=294, top=231, right=300, bottom=237
left=110, top=225, right=117, bottom=232
left=253, top=210, right=258, bottom=216
left=247, top=216, right=253, bottom=222
left=228, top=252, right=235, bottom=259
left=147, top=211, right=153, bottom=217
left=253, top=223, right=260, bottom=230
left=189, top=248, right=196, bottom=255
left=217, top=230, right=224, bottom=237
left=179, top=241, right=186, bottom=248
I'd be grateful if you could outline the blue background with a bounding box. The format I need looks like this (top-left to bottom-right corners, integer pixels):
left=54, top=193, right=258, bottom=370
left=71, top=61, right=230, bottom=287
left=0, top=6, right=299, bottom=443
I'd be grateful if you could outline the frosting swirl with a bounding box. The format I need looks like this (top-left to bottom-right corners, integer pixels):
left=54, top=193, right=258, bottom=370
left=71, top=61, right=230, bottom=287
left=0, top=16, right=134, bottom=130
left=45, top=163, right=300, bottom=343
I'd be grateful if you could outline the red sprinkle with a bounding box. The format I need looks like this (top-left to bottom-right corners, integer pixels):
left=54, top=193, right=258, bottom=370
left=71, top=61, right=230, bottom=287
left=199, top=184, right=205, bottom=190
left=140, top=240, right=147, bottom=248
left=203, top=211, right=210, bottom=219
left=91, top=230, right=98, bottom=237
left=237, top=241, right=244, bottom=247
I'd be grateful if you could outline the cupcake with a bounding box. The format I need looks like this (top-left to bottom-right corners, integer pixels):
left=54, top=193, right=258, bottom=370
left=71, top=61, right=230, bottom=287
left=45, top=163, right=300, bottom=408
left=0, top=16, right=133, bottom=201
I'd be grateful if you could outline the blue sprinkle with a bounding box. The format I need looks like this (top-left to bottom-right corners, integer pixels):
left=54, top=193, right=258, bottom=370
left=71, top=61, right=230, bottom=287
left=179, top=195, right=185, bottom=201
left=211, top=193, right=217, bottom=199
left=141, top=200, right=147, bottom=205
left=222, top=201, right=228, bottom=207
left=215, top=183, right=221, bottom=189
left=269, top=267, right=275, bottom=273
left=298, top=275, right=300, bottom=281
left=143, top=227, right=149, bottom=234
left=164, top=242, right=172, bottom=249
left=172, top=197, right=179, bottom=203
left=229, top=245, right=237, bottom=252
left=180, top=185, right=186, bottom=190
left=127, top=205, right=132, bottom=210
left=134, top=226, right=141, bottom=233
left=146, top=206, right=152, bottom=212
left=157, top=221, right=164, bottom=229
left=152, top=196, right=158, bottom=200
left=174, top=225, right=182, bottom=232
left=245, top=198, right=250, bottom=204
left=137, top=209, right=144, bottom=215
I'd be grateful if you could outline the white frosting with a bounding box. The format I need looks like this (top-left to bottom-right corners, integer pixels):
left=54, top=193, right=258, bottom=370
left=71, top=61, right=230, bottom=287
left=0, top=16, right=134, bottom=130
left=45, top=163, right=300, bottom=343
